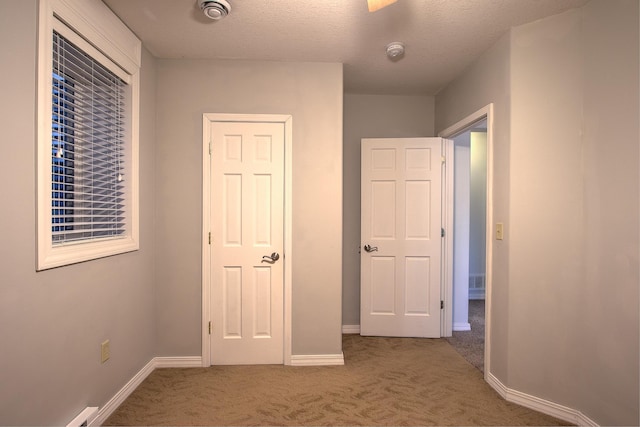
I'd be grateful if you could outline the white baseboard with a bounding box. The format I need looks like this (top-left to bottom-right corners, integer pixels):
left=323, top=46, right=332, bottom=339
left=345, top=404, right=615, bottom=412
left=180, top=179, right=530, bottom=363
left=485, top=372, right=598, bottom=426
left=290, top=353, right=345, bottom=366
left=154, top=356, right=203, bottom=368
left=342, top=324, right=361, bottom=334
left=91, top=356, right=203, bottom=426
left=574, top=412, right=600, bottom=427
left=66, top=406, right=98, bottom=427
left=453, top=322, right=471, bottom=331
left=91, top=359, right=155, bottom=426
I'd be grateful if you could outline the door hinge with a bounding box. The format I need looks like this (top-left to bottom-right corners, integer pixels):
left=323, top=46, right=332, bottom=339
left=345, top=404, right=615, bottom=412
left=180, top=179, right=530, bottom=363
left=209, top=141, right=212, bottom=155
left=441, top=155, right=446, bottom=164
left=441, top=228, right=445, bottom=238
left=441, top=300, right=444, bottom=310
left=208, top=232, right=211, bottom=244
left=208, top=321, right=211, bottom=334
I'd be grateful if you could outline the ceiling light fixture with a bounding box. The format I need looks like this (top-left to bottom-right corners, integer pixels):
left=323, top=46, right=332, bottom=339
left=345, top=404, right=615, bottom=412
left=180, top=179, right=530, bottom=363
left=198, top=0, right=231, bottom=20
left=386, top=42, right=405, bottom=60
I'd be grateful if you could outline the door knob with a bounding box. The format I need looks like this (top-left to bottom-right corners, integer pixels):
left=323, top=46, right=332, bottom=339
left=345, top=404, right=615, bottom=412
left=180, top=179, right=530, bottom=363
left=262, top=252, right=280, bottom=263
left=363, top=244, right=378, bottom=253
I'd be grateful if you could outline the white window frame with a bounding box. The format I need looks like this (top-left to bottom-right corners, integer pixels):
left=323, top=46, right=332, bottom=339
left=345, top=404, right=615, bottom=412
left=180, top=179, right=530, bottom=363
left=37, top=0, right=141, bottom=270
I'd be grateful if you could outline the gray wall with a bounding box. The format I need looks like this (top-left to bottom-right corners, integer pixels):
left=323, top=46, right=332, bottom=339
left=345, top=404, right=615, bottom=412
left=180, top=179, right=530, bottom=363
left=509, top=2, right=638, bottom=424
left=154, top=59, right=344, bottom=356
left=342, top=94, right=435, bottom=326
left=437, top=0, right=639, bottom=424
left=579, top=0, right=639, bottom=422
left=0, top=1, right=158, bottom=424
left=436, top=31, right=512, bottom=383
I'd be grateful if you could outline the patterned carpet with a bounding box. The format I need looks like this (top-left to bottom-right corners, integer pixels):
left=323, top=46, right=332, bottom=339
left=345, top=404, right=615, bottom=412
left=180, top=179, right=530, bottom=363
left=446, top=299, right=485, bottom=372
left=105, top=335, right=568, bottom=426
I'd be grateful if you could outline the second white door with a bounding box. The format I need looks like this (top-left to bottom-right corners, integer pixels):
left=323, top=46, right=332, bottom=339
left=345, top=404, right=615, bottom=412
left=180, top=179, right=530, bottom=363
left=360, top=138, right=443, bottom=338
left=210, top=121, right=284, bottom=365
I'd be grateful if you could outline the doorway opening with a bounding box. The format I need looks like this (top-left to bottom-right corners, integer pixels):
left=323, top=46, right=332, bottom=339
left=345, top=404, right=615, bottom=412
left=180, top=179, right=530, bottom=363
left=439, top=105, right=493, bottom=377
left=445, top=121, right=487, bottom=372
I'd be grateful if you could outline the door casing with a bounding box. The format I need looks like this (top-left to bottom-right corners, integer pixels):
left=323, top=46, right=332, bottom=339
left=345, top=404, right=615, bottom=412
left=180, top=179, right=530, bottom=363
left=438, top=104, right=494, bottom=378
left=202, top=113, right=293, bottom=366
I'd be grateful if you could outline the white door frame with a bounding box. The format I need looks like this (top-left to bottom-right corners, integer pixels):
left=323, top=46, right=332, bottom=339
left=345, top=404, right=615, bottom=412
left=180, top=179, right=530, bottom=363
left=201, top=113, right=293, bottom=366
left=438, top=104, right=494, bottom=378
left=441, top=138, right=454, bottom=337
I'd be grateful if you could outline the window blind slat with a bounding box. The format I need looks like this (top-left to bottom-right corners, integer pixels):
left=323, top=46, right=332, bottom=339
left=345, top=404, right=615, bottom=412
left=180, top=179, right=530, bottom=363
left=51, top=31, right=127, bottom=246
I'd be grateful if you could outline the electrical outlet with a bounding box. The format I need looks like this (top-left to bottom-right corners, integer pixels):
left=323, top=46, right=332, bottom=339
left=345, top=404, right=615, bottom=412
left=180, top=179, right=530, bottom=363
left=101, top=340, right=110, bottom=363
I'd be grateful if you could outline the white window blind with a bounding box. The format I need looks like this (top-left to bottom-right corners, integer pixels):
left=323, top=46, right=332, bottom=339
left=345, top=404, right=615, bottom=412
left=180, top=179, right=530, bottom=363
left=51, top=30, right=127, bottom=245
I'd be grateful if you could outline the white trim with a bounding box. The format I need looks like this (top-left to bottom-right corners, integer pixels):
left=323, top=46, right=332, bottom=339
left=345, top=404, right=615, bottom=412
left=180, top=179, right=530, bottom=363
left=91, top=356, right=204, bottom=426
left=52, top=0, right=141, bottom=73
left=453, top=322, right=471, bottom=331
left=290, top=353, right=345, bottom=366
left=153, top=356, right=203, bottom=368
left=485, top=373, right=599, bottom=426
left=342, top=324, right=361, bottom=334
left=283, top=117, right=293, bottom=366
left=575, top=413, right=600, bottom=427
left=201, top=115, right=212, bottom=367
left=36, top=0, right=141, bottom=271
left=66, top=407, right=98, bottom=427
left=201, top=113, right=293, bottom=367
left=441, top=138, right=455, bottom=337
left=485, top=372, right=508, bottom=397
left=91, top=359, right=155, bottom=426
left=469, top=289, right=486, bottom=299
left=438, top=103, right=494, bottom=378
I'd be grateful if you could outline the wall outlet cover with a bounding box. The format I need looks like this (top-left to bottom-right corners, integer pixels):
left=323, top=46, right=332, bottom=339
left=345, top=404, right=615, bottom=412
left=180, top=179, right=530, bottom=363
left=101, top=340, right=110, bottom=363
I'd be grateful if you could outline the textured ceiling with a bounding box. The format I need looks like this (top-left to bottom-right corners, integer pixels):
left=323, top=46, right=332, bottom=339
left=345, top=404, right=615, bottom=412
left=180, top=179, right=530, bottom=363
left=103, top=0, right=589, bottom=95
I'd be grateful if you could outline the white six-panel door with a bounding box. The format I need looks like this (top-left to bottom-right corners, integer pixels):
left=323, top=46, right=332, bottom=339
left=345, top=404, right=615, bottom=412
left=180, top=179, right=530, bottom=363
left=360, top=138, right=443, bottom=338
left=210, top=121, right=284, bottom=364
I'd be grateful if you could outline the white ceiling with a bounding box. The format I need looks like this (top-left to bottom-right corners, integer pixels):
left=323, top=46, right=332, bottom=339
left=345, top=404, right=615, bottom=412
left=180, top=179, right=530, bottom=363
left=103, top=0, right=589, bottom=95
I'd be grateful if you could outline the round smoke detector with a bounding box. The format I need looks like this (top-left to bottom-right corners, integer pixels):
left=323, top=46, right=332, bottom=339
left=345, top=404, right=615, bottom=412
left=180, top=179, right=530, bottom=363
left=386, top=42, right=405, bottom=60
left=198, top=0, right=231, bottom=20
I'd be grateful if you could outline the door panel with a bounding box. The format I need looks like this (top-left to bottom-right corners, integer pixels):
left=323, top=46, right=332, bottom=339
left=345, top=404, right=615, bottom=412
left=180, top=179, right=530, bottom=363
left=211, top=121, right=284, bottom=364
left=371, top=181, right=396, bottom=238
left=371, top=256, right=396, bottom=314
left=361, top=138, right=442, bottom=338
left=405, top=256, right=430, bottom=315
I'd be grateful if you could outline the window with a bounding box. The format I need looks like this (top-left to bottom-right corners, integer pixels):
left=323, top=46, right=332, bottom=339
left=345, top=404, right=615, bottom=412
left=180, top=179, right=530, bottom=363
left=37, top=0, right=141, bottom=270
left=52, top=31, right=127, bottom=245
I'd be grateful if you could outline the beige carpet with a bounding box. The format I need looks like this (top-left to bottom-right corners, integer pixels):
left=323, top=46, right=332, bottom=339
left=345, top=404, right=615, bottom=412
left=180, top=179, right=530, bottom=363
left=446, top=299, right=485, bottom=372
left=105, top=335, right=569, bottom=426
